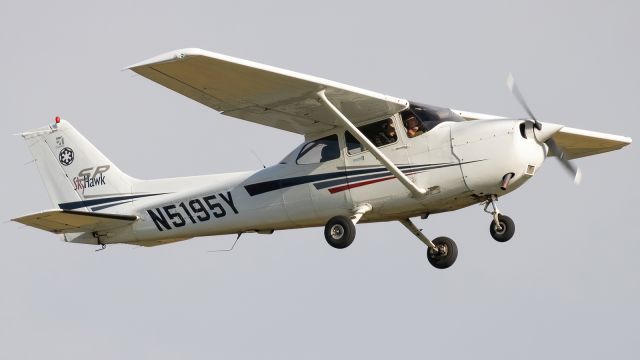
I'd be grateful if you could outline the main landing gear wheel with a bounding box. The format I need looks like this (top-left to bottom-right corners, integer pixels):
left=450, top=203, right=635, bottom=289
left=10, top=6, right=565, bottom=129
left=427, top=237, right=458, bottom=269
left=489, top=214, right=515, bottom=242
left=324, top=215, right=356, bottom=249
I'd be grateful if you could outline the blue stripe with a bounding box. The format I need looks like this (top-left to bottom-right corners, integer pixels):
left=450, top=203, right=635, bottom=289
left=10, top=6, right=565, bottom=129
left=313, top=163, right=458, bottom=190
left=91, top=200, right=133, bottom=212
left=59, top=193, right=167, bottom=210
left=244, top=163, right=451, bottom=196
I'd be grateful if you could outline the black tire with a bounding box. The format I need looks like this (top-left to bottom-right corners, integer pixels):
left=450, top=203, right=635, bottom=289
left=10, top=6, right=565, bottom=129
left=427, top=237, right=458, bottom=269
left=324, top=215, right=356, bottom=249
left=489, top=214, right=515, bottom=242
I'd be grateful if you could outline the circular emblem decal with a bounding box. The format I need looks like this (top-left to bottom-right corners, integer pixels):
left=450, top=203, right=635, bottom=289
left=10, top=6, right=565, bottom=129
left=59, top=147, right=74, bottom=166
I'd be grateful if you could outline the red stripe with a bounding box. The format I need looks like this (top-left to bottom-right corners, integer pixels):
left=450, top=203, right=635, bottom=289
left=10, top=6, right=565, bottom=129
left=328, top=175, right=396, bottom=194
left=327, top=169, right=429, bottom=194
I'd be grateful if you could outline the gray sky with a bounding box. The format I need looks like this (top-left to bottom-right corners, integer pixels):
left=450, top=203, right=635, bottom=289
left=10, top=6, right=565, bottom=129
left=1, top=1, right=638, bottom=359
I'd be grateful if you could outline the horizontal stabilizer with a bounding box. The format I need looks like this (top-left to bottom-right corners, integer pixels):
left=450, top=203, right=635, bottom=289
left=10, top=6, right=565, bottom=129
left=12, top=209, right=138, bottom=234
left=126, top=238, right=192, bottom=247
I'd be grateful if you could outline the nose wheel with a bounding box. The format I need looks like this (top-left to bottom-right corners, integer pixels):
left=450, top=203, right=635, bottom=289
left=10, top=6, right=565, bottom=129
left=490, top=214, right=515, bottom=242
left=484, top=195, right=515, bottom=242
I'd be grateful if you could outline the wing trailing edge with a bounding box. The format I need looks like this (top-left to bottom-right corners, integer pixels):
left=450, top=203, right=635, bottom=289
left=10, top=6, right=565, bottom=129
left=127, top=48, right=408, bottom=135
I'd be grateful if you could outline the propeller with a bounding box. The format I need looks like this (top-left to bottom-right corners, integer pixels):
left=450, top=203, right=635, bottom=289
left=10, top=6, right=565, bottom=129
left=506, top=73, right=542, bottom=131
left=506, top=73, right=582, bottom=184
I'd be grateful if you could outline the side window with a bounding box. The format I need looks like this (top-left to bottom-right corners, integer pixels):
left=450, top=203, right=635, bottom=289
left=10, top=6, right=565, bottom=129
left=402, top=110, right=426, bottom=138
left=296, top=134, right=340, bottom=164
left=345, top=131, right=363, bottom=154
left=345, top=118, right=397, bottom=155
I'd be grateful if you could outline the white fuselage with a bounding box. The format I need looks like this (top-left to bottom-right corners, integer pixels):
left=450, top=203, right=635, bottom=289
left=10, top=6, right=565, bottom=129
left=70, top=117, right=547, bottom=246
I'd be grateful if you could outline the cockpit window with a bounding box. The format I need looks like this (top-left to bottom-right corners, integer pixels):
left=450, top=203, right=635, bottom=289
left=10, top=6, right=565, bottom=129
left=402, top=111, right=425, bottom=138
left=296, top=134, right=340, bottom=164
left=345, top=118, right=397, bottom=155
left=402, top=102, right=465, bottom=138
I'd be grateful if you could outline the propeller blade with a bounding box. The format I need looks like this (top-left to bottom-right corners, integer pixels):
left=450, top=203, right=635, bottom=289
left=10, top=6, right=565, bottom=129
left=506, top=73, right=581, bottom=184
left=546, top=138, right=582, bottom=184
left=507, top=73, right=542, bottom=130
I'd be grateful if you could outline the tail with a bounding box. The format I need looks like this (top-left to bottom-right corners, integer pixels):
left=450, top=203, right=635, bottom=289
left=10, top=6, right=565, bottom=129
left=21, top=118, right=134, bottom=212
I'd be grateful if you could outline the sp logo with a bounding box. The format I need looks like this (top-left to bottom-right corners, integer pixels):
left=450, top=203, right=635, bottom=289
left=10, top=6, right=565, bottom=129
left=59, top=147, right=74, bottom=166
left=78, top=165, right=110, bottom=179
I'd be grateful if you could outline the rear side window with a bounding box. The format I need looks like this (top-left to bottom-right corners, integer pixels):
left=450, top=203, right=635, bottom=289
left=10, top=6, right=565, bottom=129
left=296, top=134, right=340, bottom=164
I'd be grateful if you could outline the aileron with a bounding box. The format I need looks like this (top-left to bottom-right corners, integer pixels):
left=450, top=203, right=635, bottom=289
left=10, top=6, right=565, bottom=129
left=128, top=48, right=408, bottom=135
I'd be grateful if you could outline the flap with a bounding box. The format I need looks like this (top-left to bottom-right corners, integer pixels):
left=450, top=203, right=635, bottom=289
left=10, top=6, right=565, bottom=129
left=127, top=48, right=408, bottom=135
left=12, top=209, right=137, bottom=234
left=552, top=127, right=632, bottom=159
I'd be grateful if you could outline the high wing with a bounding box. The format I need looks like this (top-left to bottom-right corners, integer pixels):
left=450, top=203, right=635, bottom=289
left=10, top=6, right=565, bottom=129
left=127, top=48, right=408, bottom=135
left=551, top=127, right=631, bottom=159
left=127, top=49, right=629, bottom=159
left=453, top=109, right=631, bottom=159
left=13, top=209, right=137, bottom=234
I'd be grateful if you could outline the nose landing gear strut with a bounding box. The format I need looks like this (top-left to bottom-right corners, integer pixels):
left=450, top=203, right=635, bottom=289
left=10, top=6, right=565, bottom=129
left=484, top=195, right=515, bottom=242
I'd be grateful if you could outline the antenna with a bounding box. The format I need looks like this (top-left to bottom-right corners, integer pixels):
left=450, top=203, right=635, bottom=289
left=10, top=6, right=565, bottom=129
left=250, top=150, right=266, bottom=169
left=208, top=233, right=242, bottom=253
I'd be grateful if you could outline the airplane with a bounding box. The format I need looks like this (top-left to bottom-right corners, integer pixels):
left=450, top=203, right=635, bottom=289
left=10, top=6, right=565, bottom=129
left=12, top=48, right=632, bottom=269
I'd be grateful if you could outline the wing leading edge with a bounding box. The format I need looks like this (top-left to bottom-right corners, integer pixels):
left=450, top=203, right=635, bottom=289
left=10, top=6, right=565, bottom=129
left=127, top=48, right=408, bottom=135
left=551, top=127, right=632, bottom=159
left=452, top=110, right=631, bottom=159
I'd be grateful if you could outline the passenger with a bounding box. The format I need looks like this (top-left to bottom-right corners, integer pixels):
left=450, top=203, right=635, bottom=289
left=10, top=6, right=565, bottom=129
left=373, top=119, right=397, bottom=146
left=405, top=116, right=424, bottom=138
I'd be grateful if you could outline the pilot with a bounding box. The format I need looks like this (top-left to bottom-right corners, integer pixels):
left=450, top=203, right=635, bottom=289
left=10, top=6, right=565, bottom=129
left=405, top=115, right=424, bottom=138
left=373, top=119, right=397, bottom=146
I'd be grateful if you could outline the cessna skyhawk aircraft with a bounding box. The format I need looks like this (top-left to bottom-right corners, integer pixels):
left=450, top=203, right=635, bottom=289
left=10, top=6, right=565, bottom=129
left=13, top=48, right=632, bottom=269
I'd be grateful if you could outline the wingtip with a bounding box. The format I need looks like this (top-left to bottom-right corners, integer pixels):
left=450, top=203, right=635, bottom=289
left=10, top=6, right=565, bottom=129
left=506, top=73, right=515, bottom=91
left=574, top=168, right=583, bottom=185
left=123, top=48, right=205, bottom=71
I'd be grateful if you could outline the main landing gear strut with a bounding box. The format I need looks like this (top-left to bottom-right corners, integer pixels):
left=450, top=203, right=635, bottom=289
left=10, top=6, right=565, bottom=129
left=399, top=218, right=458, bottom=269
left=323, top=204, right=371, bottom=249
left=322, top=211, right=458, bottom=269
left=322, top=196, right=515, bottom=269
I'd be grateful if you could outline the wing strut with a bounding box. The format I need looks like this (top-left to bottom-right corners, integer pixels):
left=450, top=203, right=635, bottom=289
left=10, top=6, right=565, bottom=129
left=317, top=90, right=427, bottom=198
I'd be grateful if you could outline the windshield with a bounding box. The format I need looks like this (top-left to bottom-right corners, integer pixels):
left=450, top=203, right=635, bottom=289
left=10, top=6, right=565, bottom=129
left=401, top=102, right=465, bottom=136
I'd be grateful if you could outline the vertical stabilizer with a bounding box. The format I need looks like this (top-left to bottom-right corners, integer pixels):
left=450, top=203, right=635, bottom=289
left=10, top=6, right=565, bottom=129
left=21, top=119, right=134, bottom=212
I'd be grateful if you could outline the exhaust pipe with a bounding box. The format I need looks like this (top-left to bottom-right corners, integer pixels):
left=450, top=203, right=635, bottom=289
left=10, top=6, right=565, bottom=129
left=500, top=173, right=514, bottom=191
